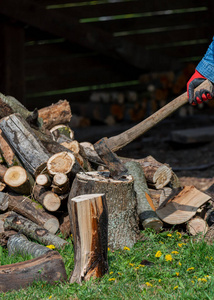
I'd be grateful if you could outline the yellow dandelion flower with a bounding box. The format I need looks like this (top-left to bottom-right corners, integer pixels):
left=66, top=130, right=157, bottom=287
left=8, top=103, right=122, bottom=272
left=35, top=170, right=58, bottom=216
left=159, top=241, right=164, bottom=244
left=201, top=278, right=207, bottom=283
left=46, top=245, right=55, bottom=250
left=176, top=272, right=179, bottom=276
left=205, top=275, right=211, bottom=279
left=165, top=254, right=173, bottom=262
left=129, top=263, right=134, bottom=267
left=49, top=296, right=52, bottom=299
left=158, top=279, right=162, bottom=283
left=191, top=280, right=194, bottom=284
left=139, top=264, right=145, bottom=267
left=109, top=278, right=116, bottom=281
left=167, top=233, right=172, bottom=237
left=145, top=282, right=153, bottom=287
left=118, top=272, right=122, bottom=275
left=210, top=257, right=213, bottom=260
left=123, top=246, right=130, bottom=251
left=173, top=286, right=178, bottom=290
left=178, top=261, right=182, bottom=266
left=135, top=267, right=139, bottom=270
left=108, top=247, right=111, bottom=251
left=171, top=251, right=179, bottom=254
left=187, top=267, right=194, bottom=272
left=155, top=250, right=162, bottom=258
left=178, top=243, right=183, bottom=247
left=198, top=278, right=202, bottom=281
left=109, top=271, right=113, bottom=274
left=176, top=232, right=182, bottom=238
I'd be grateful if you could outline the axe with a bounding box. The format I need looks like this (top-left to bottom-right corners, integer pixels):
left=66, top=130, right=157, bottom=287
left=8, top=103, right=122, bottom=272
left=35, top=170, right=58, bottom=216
left=94, top=80, right=212, bottom=179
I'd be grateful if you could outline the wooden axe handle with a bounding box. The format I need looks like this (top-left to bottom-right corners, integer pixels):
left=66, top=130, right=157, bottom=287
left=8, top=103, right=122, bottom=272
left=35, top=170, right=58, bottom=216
left=106, top=79, right=211, bottom=152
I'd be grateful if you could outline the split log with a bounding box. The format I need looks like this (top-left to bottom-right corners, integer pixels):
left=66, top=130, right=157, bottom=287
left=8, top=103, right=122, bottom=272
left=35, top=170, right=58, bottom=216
left=51, top=173, right=70, bottom=195
left=4, top=166, right=32, bottom=195
left=47, top=151, right=76, bottom=176
left=0, top=182, right=6, bottom=192
left=38, top=99, right=72, bottom=130
left=50, top=124, right=74, bottom=143
left=120, top=155, right=172, bottom=189
left=0, top=250, right=67, bottom=292
left=33, top=185, right=61, bottom=212
left=8, top=193, right=59, bottom=234
left=68, top=193, right=108, bottom=284
left=148, top=188, right=162, bottom=210
left=125, top=161, right=163, bottom=231
left=4, top=213, right=68, bottom=249
left=7, top=233, right=51, bottom=258
left=0, top=113, right=51, bottom=177
left=0, top=191, right=9, bottom=211
left=156, top=186, right=211, bottom=224
left=35, top=173, right=52, bottom=187
left=69, top=170, right=139, bottom=249
left=186, top=216, right=209, bottom=236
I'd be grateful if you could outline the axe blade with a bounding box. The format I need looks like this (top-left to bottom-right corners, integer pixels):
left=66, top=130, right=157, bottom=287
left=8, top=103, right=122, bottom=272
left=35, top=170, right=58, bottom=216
left=94, top=137, right=128, bottom=179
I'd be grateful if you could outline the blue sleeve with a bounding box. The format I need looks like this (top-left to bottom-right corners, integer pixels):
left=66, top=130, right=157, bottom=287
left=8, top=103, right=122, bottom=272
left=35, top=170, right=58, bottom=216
left=196, top=36, right=214, bottom=83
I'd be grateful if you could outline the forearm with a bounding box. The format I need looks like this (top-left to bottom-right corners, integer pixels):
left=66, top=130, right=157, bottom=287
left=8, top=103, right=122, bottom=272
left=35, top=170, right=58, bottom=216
left=196, top=36, right=214, bottom=83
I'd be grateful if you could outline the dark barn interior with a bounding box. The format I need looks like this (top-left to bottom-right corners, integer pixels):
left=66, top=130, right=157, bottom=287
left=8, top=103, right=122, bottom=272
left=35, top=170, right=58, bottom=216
left=0, top=0, right=214, bottom=179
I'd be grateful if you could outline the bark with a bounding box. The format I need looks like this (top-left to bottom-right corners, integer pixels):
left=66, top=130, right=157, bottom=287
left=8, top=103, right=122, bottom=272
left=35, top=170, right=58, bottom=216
left=69, top=193, right=108, bottom=284
left=7, top=233, right=51, bottom=258
left=0, top=230, right=17, bottom=247
left=0, top=164, right=7, bottom=181
left=0, top=191, right=9, bottom=211
left=69, top=170, right=139, bottom=249
left=4, top=213, right=68, bottom=249
left=120, top=155, right=172, bottom=189
left=0, top=113, right=51, bottom=177
left=0, top=250, right=67, bottom=292
left=8, top=193, right=59, bottom=234
left=33, top=184, right=61, bottom=212
left=59, top=214, right=71, bottom=238
left=4, top=166, right=32, bottom=195
left=80, top=142, right=104, bottom=166
left=125, top=161, right=163, bottom=231
left=38, top=100, right=72, bottom=130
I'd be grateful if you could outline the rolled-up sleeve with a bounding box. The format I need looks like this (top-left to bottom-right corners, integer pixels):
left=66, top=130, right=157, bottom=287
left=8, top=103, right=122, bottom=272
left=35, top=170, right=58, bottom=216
left=196, top=36, right=214, bottom=83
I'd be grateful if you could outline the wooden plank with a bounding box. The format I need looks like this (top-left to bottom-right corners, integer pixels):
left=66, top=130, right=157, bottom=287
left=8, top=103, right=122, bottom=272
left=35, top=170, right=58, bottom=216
left=170, top=126, right=214, bottom=144
left=78, top=11, right=208, bottom=34
left=156, top=186, right=211, bottom=225
left=0, top=22, right=25, bottom=104
left=44, top=0, right=208, bottom=19
left=0, top=0, right=178, bottom=71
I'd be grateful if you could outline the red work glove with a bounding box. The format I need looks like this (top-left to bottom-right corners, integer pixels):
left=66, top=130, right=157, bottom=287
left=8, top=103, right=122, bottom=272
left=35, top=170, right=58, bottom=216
left=187, top=70, right=213, bottom=105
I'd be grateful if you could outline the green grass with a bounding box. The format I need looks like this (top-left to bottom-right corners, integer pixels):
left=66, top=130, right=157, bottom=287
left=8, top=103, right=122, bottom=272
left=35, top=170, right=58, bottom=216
left=1, top=229, right=214, bottom=299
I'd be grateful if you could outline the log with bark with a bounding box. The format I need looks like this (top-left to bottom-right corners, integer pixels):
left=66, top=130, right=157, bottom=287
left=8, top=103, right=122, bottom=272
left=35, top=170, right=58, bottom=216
left=4, top=166, right=32, bottom=195
left=50, top=124, right=74, bottom=143
left=7, top=233, right=51, bottom=258
left=0, top=250, right=67, bottom=292
left=0, top=113, right=51, bottom=177
left=4, top=213, right=68, bottom=249
left=69, top=170, right=139, bottom=249
left=33, top=184, right=61, bottom=212
left=51, top=173, right=70, bottom=195
left=68, top=193, right=108, bottom=283
left=38, top=99, right=72, bottom=130
left=120, top=155, right=172, bottom=189
left=186, top=216, right=209, bottom=236
left=125, top=161, right=163, bottom=231
left=8, top=193, right=59, bottom=234
left=0, top=191, right=9, bottom=211
left=36, top=173, right=52, bottom=187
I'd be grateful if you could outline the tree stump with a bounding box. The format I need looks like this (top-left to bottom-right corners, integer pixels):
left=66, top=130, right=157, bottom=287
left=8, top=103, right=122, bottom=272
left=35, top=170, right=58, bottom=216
left=68, top=193, right=108, bottom=284
left=69, top=171, right=139, bottom=249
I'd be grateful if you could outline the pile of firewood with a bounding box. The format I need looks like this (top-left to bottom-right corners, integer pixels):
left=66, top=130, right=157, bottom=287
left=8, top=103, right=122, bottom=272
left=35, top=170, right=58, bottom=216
left=0, top=93, right=214, bottom=292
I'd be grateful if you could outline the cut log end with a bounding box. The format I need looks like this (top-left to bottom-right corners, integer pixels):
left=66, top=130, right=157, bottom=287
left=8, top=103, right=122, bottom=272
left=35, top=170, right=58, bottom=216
left=43, top=192, right=61, bottom=212
left=47, top=151, right=75, bottom=175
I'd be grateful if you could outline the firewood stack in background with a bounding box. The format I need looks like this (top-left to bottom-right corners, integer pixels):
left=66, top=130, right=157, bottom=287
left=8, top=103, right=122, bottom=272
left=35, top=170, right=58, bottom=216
left=0, top=92, right=214, bottom=255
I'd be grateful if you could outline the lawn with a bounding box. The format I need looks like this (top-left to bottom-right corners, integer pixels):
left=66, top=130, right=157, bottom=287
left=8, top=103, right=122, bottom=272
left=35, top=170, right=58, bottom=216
left=1, top=229, right=214, bottom=300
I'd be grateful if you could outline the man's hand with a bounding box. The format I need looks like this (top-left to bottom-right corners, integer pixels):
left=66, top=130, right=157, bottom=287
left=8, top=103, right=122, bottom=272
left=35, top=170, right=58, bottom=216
left=187, top=70, right=214, bottom=105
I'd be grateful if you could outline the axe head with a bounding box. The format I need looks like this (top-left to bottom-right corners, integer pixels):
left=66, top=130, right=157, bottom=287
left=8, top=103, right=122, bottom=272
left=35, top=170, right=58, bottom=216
left=94, top=137, right=128, bottom=180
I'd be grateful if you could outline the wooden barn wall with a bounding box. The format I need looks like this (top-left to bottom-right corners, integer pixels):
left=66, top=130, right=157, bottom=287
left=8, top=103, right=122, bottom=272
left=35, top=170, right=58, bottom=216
left=0, top=0, right=213, bottom=121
